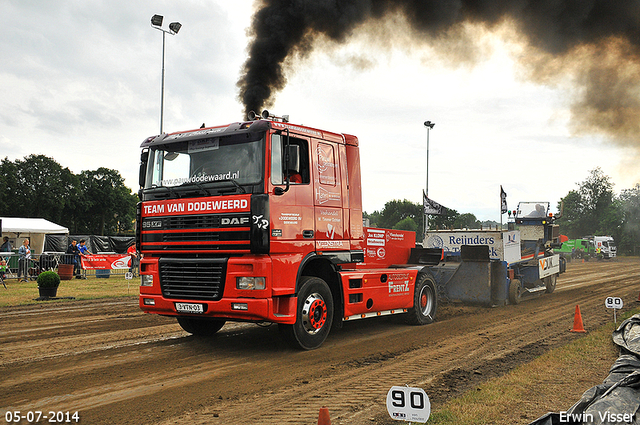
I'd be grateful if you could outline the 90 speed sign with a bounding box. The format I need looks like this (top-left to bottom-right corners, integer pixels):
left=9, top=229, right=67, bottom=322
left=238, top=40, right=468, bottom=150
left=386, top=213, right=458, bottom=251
left=386, top=386, right=430, bottom=423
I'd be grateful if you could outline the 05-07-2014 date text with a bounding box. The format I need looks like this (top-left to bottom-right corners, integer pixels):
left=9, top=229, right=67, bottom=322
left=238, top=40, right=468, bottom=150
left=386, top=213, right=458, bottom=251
left=4, top=411, right=80, bottom=423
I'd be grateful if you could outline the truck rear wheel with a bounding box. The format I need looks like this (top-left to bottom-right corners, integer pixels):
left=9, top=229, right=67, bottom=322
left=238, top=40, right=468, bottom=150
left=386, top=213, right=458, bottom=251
left=177, top=317, right=226, bottom=336
left=407, top=273, right=437, bottom=325
left=545, top=275, right=557, bottom=294
left=279, top=276, right=334, bottom=350
left=509, top=279, right=521, bottom=305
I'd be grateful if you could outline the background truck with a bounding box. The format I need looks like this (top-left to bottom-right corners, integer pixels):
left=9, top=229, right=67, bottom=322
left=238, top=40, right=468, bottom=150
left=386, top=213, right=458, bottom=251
left=556, top=235, right=617, bottom=261
left=592, top=235, right=617, bottom=259
left=136, top=112, right=443, bottom=349
left=555, top=237, right=595, bottom=260
left=424, top=202, right=565, bottom=305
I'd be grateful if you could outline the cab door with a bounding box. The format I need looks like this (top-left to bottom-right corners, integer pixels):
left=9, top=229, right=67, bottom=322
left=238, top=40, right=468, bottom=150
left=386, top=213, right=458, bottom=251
left=312, top=139, right=346, bottom=250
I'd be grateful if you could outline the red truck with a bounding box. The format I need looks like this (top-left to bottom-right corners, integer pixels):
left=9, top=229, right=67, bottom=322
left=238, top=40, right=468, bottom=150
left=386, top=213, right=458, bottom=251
left=137, top=111, right=441, bottom=349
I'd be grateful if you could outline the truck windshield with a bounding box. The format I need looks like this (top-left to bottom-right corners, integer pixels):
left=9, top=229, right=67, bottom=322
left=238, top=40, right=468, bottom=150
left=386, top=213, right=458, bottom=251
left=517, top=202, right=549, bottom=218
left=145, top=135, right=264, bottom=194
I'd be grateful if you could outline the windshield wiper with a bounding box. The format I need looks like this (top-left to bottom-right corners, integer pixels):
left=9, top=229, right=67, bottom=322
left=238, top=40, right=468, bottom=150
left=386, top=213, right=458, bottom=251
left=217, top=179, right=246, bottom=194
left=150, top=185, right=181, bottom=198
left=179, top=181, right=212, bottom=196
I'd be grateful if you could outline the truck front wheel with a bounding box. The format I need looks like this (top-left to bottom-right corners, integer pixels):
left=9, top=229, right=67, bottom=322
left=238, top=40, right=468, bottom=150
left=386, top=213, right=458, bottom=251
left=177, top=317, right=226, bottom=336
left=279, top=276, right=334, bottom=350
left=407, top=273, right=437, bottom=325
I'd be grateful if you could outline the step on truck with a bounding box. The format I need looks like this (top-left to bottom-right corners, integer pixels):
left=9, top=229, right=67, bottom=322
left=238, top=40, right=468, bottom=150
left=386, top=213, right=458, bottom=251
left=137, top=111, right=443, bottom=349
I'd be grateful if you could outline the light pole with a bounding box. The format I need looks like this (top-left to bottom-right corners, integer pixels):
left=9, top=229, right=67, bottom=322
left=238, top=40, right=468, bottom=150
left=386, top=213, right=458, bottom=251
left=423, top=120, right=435, bottom=235
left=151, top=15, right=182, bottom=134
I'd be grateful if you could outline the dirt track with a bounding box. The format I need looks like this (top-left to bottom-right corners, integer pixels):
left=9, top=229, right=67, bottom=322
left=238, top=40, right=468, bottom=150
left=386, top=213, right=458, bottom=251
left=1, top=258, right=639, bottom=425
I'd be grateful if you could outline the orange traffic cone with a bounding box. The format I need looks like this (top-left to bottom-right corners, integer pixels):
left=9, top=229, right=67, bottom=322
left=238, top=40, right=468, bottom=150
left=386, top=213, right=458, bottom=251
left=570, top=305, right=586, bottom=333
left=318, top=406, right=331, bottom=425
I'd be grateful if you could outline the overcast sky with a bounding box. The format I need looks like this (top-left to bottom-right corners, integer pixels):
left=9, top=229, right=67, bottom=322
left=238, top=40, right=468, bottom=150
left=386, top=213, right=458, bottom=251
left=2, top=0, right=638, bottom=222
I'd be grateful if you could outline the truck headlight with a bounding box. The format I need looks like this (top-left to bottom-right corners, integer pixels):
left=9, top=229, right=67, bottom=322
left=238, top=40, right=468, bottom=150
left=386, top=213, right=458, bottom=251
left=236, top=276, right=265, bottom=290
left=140, top=275, right=154, bottom=286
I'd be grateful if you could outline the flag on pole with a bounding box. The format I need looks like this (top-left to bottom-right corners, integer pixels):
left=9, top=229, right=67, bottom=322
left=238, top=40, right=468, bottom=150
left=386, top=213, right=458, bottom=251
left=500, top=186, right=508, bottom=214
left=423, top=190, right=448, bottom=215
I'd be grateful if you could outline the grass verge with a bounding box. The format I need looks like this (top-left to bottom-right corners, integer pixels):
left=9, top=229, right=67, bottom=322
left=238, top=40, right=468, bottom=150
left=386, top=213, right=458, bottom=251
left=0, top=275, right=137, bottom=307
left=428, top=307, right=640, bottom=425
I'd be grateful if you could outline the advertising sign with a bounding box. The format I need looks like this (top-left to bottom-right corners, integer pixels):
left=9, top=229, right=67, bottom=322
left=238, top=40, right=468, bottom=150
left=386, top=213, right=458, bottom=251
left=424, top=230, right=521, bottom=263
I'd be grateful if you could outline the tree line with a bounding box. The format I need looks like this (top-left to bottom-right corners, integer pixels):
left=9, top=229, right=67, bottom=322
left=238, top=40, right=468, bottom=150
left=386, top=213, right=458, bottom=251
left=364, top=200, right=495, bottom=243
left=556, top=168, right=640, bottom=255
left=2, top=156, right=637, bottom=254
left=365, top=168, right=640, bottom=255
left=0, top=155, right=138, bottom=235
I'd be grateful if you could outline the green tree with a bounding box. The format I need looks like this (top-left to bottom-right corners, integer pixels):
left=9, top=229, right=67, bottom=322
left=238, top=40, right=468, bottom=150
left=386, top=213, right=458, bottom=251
left=363, top=210, right=380, bottom=228
left=556, top=190, right=583, bottom=238
left=0, top=155, right=79, bottom=226
left=453, top=213, right=480, bottom=229
left=557, top=168, right=621, bottom=238
left=618, top=183, right=640, bottom=254
left=427, top=208, right=459, bottom=230
left=377, top=199, right=424, bottom=242
left=393, top=216, right=418, bottom=232
left=77, top=168, right=138, bottom=235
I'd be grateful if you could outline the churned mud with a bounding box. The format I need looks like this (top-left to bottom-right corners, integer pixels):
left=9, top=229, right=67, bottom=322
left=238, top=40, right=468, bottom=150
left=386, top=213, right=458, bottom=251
left=1, top=258, right=638, bottom=425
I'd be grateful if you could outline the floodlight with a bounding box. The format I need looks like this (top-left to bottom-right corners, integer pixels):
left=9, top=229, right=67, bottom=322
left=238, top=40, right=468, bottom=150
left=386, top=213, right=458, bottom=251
left=151, top=15, right=163, bottom=27
left=169, top=22, right=182, bottom=34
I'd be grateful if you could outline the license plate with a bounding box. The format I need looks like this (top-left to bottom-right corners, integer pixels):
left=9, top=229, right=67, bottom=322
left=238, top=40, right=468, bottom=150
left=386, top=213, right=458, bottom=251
left=175, top=302, right=204, bottom=314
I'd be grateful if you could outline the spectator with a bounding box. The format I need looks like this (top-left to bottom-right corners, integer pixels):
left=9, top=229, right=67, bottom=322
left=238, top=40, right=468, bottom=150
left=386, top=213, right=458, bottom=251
left=127, top=243, right=139, bottom=278
left=1, top=236, right=11, bottom=253
left=67, top=239, right=82, bottom=279
left=78, top=239, right=92, bottom=256
left=1, top=236, right=11, bottom=265
left=18, top=239, right=31, bottom=282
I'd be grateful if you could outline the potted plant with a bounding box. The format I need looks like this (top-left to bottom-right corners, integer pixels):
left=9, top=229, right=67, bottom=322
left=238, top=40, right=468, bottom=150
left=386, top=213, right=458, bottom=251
left=37, top=270, right=61, bottom=298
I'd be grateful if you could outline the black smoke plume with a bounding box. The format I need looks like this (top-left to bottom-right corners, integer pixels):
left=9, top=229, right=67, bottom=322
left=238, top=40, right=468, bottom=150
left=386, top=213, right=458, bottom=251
left=238, top=0, right=640, bottom=146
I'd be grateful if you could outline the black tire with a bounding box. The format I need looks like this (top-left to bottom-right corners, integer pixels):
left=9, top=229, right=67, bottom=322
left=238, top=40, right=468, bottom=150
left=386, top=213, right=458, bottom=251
left=407, top=273, right=437, bottom=325
left=545, top=275, right=557, bottom=294
left=177, top=317, right=226, bottom=336
left=279, top=276, right=333, bottom=350
left=509, top=279, right=521, bottom=305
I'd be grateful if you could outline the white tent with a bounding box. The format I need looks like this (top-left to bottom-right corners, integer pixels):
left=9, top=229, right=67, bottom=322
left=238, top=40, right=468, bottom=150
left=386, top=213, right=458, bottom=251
left=1, top=217, right=69, bottom=254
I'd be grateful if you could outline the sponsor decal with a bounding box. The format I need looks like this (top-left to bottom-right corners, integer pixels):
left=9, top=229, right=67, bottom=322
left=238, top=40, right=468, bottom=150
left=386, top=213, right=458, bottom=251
left=142, top=197, right=249, bottom=217
left=160, top=170, right=240, bottom=187
left=272, top=122, right=322, bottom=137
left=366, top=229, right=386, bottom=247
left=425, top=235, right=444, bottom=249
left=448, top=235, right=495, bottom=245
left=253, top=214, right=269, bottom=230
left=315, top=186, right=341, bottom=204
left=317, top=240, right=349, bottom=249
left=387, top=231, right=405, bottom=241
left=278, top=212, right=301, bottom=225
left=388, top=273, right=410, bottom=295
left=188, top=138, right=219, bottom=153
left=166, top=127, right=226, bottom=140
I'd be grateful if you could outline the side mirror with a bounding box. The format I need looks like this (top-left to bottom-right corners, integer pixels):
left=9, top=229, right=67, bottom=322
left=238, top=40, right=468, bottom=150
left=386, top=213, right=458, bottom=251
left=139, top=150, right=149, bottom=188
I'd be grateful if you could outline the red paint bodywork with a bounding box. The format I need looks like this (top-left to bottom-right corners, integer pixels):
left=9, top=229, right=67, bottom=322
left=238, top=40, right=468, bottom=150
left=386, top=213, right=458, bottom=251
left=138, top=120, right=420, bottom=325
